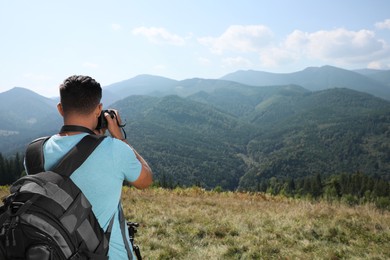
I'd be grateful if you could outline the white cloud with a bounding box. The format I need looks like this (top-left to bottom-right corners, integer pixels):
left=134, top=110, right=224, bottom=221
left=274, top=28, right=390, bottom=67
left=111, top=23, right=122, bottom=31
left=284, top=30, right=310, bottom=53
left=305, top=29, right=387, bottom=62
left=198, top=25, right=390, bottom=70
left=375, top=19, right=390, bottom=29
left=259, top=47, right=298, bottom=68
left=132, top=27, right=185, bottom=46
left=198, top=25, right=273, bottom=54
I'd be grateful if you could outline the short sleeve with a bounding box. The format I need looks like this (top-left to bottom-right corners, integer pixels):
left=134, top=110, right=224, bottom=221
left=112, top=139, right=142, bottom=182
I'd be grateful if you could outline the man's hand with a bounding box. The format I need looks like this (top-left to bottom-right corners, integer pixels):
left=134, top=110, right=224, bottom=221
left=105, top=110, right=125, bottom=140
left=94, top=128, right=106, bottom=135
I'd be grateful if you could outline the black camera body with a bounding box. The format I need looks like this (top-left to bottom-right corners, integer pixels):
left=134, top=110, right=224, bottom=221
left=96, top=109, right=117, bottom=130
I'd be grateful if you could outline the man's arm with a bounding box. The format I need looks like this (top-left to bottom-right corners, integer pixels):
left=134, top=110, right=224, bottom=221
left=124, top=142, right=153, bottom=189
left=103, top=110, right=153, bottom=189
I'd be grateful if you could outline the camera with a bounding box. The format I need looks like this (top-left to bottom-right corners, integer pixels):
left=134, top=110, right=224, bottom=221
left=96, top=109, right=127, bottom=139
left=96, top=109, right=118, bottom=130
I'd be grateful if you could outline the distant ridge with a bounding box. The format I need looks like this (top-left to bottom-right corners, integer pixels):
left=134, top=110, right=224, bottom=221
left=3, top=65, right=389, bottom=103
left=355, top=69, right=390, bottom=87
left=0, top=87, right=57, bottom=121
left=221, top=65, right=390, bottom=100
left=0, top=87, right=56, bottom=106
left=101, top=65, right=390, bottom=104
left=104, top=74, right=178, bottom=98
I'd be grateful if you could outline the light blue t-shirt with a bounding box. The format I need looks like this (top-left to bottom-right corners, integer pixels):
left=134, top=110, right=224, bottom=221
left=41, top=133, right=141, bottom=260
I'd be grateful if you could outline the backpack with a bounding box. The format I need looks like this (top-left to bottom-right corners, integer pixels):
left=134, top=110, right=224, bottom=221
left=0, top=134, right=113, bottom=260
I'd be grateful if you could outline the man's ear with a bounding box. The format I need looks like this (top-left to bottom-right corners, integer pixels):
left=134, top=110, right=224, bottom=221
left=57, top=103, right=65, bottom=117
left=95, top=103, right=103, bottom=118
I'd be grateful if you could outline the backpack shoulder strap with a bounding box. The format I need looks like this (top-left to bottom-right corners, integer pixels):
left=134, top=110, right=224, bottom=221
left=25, top=136, right=51, bottom=175
left=52, top=135, right=106, bottom=177
left=25, top=135, right=106, bottom=177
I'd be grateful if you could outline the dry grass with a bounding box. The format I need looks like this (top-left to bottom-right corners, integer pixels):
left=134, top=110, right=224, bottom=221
left=122, top=187, right=390, bottom=260
left=1, top=186, right=389, bottom=259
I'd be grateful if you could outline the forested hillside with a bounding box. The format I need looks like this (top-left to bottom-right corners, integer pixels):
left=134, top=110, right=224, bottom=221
left=105, top=86, right=390, bottom=191
left=114, top=95, right=254, bottom=190
left=1, top=72, right=390, bottom=197
left=239, top=88, right=390, bottom=190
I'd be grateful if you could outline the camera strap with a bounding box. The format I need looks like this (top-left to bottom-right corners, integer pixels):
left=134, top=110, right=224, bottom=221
left=60, top=125, right=96, bottom=135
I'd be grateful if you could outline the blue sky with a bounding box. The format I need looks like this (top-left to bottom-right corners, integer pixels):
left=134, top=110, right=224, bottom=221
left=1, top=0, right=390, bottom=97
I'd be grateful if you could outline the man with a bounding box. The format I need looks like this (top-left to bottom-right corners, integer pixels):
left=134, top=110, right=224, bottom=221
left=31, top=75, right=153, bottom=259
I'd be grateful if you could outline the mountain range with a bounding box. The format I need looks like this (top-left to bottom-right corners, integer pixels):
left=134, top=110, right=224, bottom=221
left=103, top=65, right=390, bottom=102
left=1, top=65, right=390, bottom=190
left=222, top=66, right=390, bottom=99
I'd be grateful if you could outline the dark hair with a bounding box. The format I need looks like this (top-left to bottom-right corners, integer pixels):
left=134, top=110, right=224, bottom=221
left=59, top=75, right=102, bottom=115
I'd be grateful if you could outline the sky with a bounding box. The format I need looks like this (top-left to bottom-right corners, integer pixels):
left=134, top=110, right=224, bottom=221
left=1, top=0, right=390, bottom=97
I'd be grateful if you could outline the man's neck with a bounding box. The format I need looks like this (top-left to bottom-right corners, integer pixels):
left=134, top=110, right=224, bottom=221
left=61, top=117, right=95, bottom=135
left=60, top=125, right=96, bottom=136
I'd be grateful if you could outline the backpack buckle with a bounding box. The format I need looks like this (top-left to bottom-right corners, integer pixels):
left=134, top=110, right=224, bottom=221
left=11, top=202, right=24, bottom=214
left=70, top=251, right=82, bottom=259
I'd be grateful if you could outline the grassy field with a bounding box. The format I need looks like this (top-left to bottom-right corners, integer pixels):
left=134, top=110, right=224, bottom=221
left=122, top=187, right=390, bottom=260
left=1, top=186, right=389, bottom=259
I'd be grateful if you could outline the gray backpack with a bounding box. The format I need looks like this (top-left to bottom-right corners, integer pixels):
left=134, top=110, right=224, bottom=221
left=0, top=135, right=113, bottom=259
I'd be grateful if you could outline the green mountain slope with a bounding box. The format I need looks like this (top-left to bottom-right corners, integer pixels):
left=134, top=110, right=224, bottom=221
left=238, top=89, right=390, bottom=190
left=1, top=81, right=390, bottom=191
left=113, top=95, right=254, bottom=190
left=108, top=87, right=390, bottom=190
left=104, top=76, right=261, bottom=104
left=189, top=84, right=309, bottom=118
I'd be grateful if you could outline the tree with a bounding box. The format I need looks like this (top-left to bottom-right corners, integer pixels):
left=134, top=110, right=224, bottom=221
left=311, top=174, right=323, bottom=198
left=373, top=179, right=389, bottom=198
left=0, top=153, right=5, bottom=185
left=0, top=152, right=24, bottom=185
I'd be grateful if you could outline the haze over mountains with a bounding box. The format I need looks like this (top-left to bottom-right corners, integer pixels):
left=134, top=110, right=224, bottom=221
left=1, top=65, right=390, bottom=190
left=102, top=65, right=390, bottom=104
left=222, top=66, right=390, bottom=100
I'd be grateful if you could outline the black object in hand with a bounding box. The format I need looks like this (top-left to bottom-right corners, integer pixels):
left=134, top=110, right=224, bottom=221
left=96, top=109, right=123, bottom=130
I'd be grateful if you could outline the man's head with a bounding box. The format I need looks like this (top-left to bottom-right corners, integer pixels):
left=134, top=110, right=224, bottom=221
left=59, top=75, right=102, bottom=115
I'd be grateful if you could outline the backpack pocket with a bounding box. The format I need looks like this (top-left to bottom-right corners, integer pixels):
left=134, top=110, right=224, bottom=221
left=26, top=244, right=52, bottom=260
